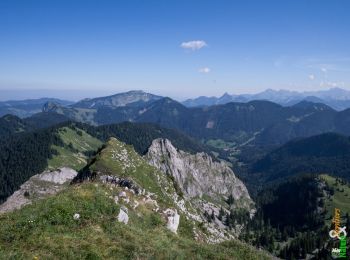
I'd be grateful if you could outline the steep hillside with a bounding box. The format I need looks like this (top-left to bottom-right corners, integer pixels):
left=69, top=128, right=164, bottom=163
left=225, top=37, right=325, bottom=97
left=0, top=114, right=33, bottom=139
left=146, top=139, right=254, bottom=214
left=241, top=174, right=350, bottom=259
left=76, top=137, right=255, bottom=242
left=0, top=181, right=270, bottom=259
left=76, top=137, right=176, bottom=206
left=0, top=120, right=214, bottom=205
left=24, top=112, right=70, bottom=129
left=321, top=174, right=350, bottom=220
left=0, top=126, right=64, bottom=203
left=0, top=123, right=102, bottom=204
left=81, top=121, right=212, bottom=155
left=0, top=167, right=77, bottom=214
left=43, top=102, right=98, bottom=125
left=253, top=132, right=350, bottom=183
left=0, top=137, right=271, bottom=259
left=136, top=97, right=191, bottom=131
left=48, top=126, right=102, bottom=171
left=0, top=113, right=70, bottom=139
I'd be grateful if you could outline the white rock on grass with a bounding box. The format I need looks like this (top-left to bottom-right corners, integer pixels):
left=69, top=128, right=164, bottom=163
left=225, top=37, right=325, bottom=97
left=164, top=208, right=180, bottom=233
left=119, top=191, right=127, bottom=198
left=117, top=207, right=129, bottom=224
left=132, top=200, right=139, bottom=209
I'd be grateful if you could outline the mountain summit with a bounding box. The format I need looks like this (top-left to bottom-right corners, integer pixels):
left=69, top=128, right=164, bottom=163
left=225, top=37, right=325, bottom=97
left=71, top=90, right=162, bottom=109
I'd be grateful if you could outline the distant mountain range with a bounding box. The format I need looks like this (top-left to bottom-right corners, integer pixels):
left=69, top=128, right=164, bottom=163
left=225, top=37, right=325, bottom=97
left=0, top=98, right=73, bottom=118
left=182, top=87, right=350, bottom=111
left=39, top=91, right=350, bottom=148
left=3, top=89, right=350, bottom=149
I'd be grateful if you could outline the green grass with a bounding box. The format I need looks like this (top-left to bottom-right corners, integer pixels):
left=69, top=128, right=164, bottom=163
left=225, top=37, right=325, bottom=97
left=0, top=182, right=270, bottom=260
left=206, top=139, right=236, bottom=150
left=90, top=138, right=176, bottom=206
left=321, top=174, right=350, bottom=220
left=0, top=136, right=270, bottom=259
left=48, top=127, right=102, bottom=171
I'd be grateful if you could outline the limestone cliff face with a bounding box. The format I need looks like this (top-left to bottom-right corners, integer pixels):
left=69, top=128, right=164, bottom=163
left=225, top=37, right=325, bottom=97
left=146, top=138, right=253, bottom=211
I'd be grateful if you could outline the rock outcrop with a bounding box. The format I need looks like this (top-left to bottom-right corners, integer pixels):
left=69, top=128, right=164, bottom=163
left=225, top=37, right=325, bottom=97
left=117, top=206, right=129, bottom=224
left=38, top=167, right=78, bottom=184
left=146, top=138, right=253, bottom=208
left=0, top=167, right=78, bottom=214
left=73, top=137, right=254, bottom=243
left=164, top=208, right=180, bottom=233
left=146, top=138, right=255, bottom=241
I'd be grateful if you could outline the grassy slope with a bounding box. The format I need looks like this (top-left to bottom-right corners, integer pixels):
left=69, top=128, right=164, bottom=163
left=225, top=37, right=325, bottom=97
left=48, top=127, right=102, bottom=171
left=321, top=174, right=350, bottom=220
left=0, top=131, right=271, bottom=259
left=0, top=182, right=270, bottom=260
left=206, top=139, right=237, bottom=149
left=90, top=137, right=177, bottom=206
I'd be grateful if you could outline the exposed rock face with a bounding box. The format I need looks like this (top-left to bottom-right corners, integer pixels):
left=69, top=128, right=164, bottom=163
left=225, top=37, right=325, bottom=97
left=38, top=167, right=78, bottom=184
left=79, top=137, right=253, bottom=243
left=146, top=138, right=251, bottom=204
left=0, top=167, right=78, bottom=214
left=145, top=138, right=255, bottom=241
left=164, top=208, right=180, bottom=233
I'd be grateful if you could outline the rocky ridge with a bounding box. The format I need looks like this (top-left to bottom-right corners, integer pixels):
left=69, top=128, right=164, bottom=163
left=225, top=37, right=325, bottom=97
left=0, top=136, right=256, bottom=244
left=146, top=138, right=252, bottom=203
left=0, top=167, right=78, bottom=213
left=145, top=138, right=255, bottom=241
left=74, top=137, right=254, bottom=243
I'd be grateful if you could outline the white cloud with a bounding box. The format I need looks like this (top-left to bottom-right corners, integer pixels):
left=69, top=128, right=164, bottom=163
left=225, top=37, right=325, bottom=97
left=321, top=67, right=328, bottom=73
left=309, top=74, right=315, bottom=80
left=198, top=67, right=210, bottom=73
left=319, top=81, right=343, bottom=88
left=180, top=40, right=207, bottom=51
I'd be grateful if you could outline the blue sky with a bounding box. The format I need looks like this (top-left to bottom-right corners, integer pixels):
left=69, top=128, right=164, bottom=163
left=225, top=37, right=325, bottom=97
left=0, top=0, right=349, bottom=101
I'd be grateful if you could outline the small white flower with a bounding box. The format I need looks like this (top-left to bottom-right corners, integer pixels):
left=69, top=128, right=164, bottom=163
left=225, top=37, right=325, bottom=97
left=73, top=213, right=80, bottom=220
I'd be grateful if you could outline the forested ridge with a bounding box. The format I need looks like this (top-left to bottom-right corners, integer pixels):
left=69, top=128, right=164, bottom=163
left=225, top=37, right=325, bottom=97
left=0, top=121, right=214, bottom=203
left=0, top=113, right=70, bottom=139
left=0, top=124, right=66, bottom=203
left=0, top=114, right=33, bottom=139
left=253, top=132, right=350, bottom=183
left=75, top=121, right=214, bottom=155
left=241, top=174, right=350, bottom=259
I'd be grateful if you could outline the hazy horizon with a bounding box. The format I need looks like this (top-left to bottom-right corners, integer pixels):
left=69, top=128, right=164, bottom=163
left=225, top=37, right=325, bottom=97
left=0, top=86, right=349, bottom=102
